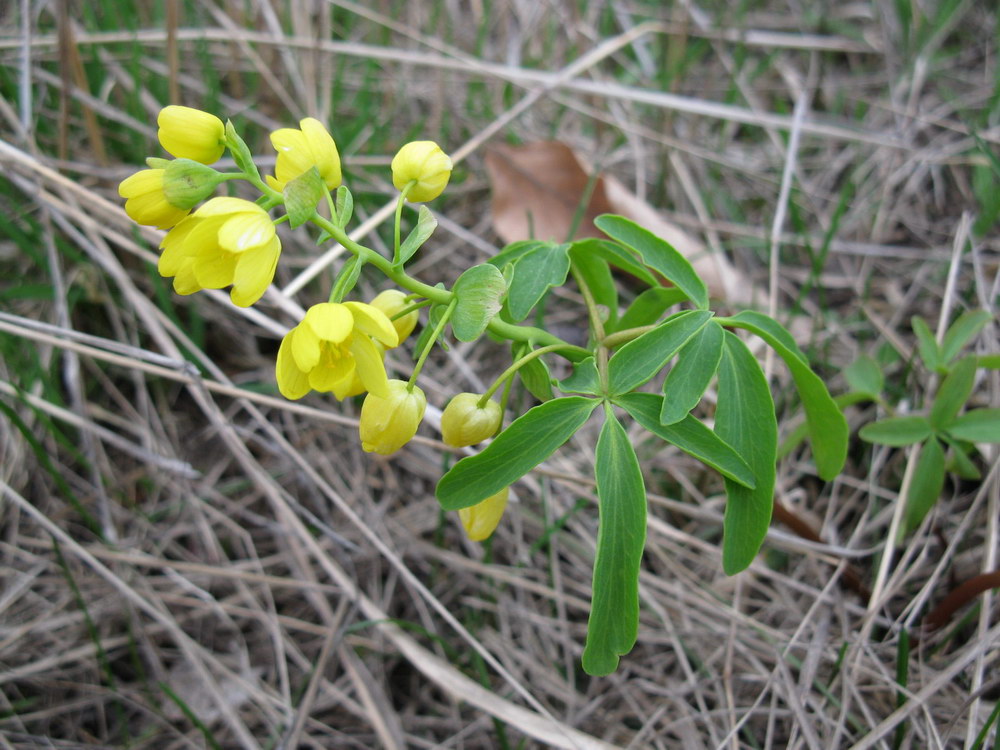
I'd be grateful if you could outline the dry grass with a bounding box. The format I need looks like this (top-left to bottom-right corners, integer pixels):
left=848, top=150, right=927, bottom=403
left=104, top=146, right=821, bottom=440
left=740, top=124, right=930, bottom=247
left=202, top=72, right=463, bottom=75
left=0, top=1, right=998, bottom=748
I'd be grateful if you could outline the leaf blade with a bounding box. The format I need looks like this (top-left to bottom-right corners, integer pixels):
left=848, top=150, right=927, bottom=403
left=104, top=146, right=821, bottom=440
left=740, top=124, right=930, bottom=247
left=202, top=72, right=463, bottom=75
left=660, top=320, right=724, bottom=425
left=946, top=409, right=1000, bottom=443
left=398, top=205, right=438, bottom=265
left=451, top=264, right=507, bottom=342
left=506, top=243, right=570, bottom=322
left=859, top=416, right=933, bottom=446
left=607, top=310, right=713, bottom=395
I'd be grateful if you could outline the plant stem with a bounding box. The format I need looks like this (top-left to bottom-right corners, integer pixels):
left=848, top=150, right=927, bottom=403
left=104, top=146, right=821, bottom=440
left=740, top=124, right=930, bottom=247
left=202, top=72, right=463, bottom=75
left=570, top=261, right=608, bottom=386
left=600, top=325, right=657, bottom=349
left=393, top=181, right=415, bottom=265
left=409, top=299, right=457, bottom=390
left=478, top=344, right=574, bottom=406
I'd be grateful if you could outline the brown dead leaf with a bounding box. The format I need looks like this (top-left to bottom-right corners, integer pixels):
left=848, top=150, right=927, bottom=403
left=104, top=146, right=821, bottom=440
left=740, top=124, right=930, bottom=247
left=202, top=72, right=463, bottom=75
left=485, top=140, right=757, bottom=306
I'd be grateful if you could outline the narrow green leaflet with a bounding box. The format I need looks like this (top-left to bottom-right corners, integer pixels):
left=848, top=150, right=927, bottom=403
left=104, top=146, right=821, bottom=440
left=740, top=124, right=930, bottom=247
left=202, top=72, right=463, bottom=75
left=335, top=185, right=353, bottom=227
left=903, top=437, right=945, bottom=534
left=451, top=264, right=506, bottom=342
left=940, top=310, right=992, bottom=364
left=595, top=214, right=709, bottom=310
left=283, top=167, right=324, bottom=229
left=943, top=437, right=981, bottom=480
left=511, top=341, right=554, bottom=401
left=608, top=310, right=713, bottom=395
left=398, top=205, right=437, bottom=265
left=945, top=409, right=1000, bottom=443
left=911, top=316, right=941, bottom=372
left=616, top=392, right=755, bottom=488
left=505, top=243, right=570, bottom=322
left=660, top=320, right=724, bottom=425
left=929, top=356, right=976, bottom=430
left=569, top=238, right=659, bottom=287
left=617, top=287, right=690, bottom=332
left=436, top=397, right=599, bottom=510
left=722, top=312, right=847, bottom=480
left=859, top=416, right=933, bottom=446
left=224, top=120, right=260, bottom=181
left=715, top=332, right=777, bottom=575
left=582, top=407, right=647, bottom=676
left=567, top=245, right=618, bottom=328
left=490, top=240, right=547, bottom=269
left=558, top=357, right=601, bottom=395
left=844, top=354, right=884, bottom=398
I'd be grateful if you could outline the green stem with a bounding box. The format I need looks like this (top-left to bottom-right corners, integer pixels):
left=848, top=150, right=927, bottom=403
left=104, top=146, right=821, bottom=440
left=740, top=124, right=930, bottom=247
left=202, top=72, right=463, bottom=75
left=409, top=299, right=457, bottom=390
left=600, top=325, right=657, bottom=350
left=478, top=344, right=574, bottom=406
left=570, top=261, right=609, bottom=387
left=393, top=181, right=416, bottom=266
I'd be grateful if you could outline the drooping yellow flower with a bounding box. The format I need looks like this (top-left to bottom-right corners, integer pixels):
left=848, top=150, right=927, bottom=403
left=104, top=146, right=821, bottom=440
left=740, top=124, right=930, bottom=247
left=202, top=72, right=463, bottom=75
left=118, top=169, right=190, bottom=229
left=391, top=141, right=452, bottom=202
left=359, top=379, right=426, bottom=455
left=157, top=106, right=226, bottom=165
left=440, top=393, right=502, bottom=447
left=157, top=197, right=280, bottom=307
left=266, top=118, right=342, bottom=192
left=459, top=487, right=509, bottom=541
left=369, top=289, right=419, bottom=346
left=276, top=303, right=398, bottom=401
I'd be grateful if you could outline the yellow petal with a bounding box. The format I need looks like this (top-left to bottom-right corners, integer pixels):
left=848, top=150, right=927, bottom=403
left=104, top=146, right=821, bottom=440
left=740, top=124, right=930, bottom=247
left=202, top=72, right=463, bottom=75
left=344, top=302, right=398, bottom=348
left=276, top=332, right=311, bottom=399
left=172, top=261, right=201, bottom=295
left=350, top=335, right=390, bottom=399
left=265, top=174, right=285, bottom=192
left=303, top=303, right=353, bottom=343
left=193, top=196, right=257, bottom=217
left=118, top=169, right=162, bottom=198
left=192, top=247, right=238, bottom=289
left=331, top=368, right=367, bottom=400
left=158, top=217, right=198, bottom=276
left=217, top=210, right=275, bottom=253
left=308, top=357, right=352, bottom=392
left=459, top=487, right=509, bottom=541
left=230, top=236, right=280, bottom=307
left=290, top=323, right=321, bottom=372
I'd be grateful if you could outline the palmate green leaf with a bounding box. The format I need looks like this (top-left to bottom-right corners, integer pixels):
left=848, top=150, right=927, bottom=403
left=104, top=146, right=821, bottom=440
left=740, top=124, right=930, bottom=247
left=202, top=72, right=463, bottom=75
left=568, top=238, right=659, bottom=287
left=660, top=320, right=724, bottom=425
left=512, top=341, right=554, bottom=402
left=616, top=287, right=690, bottom=332
left=724, top=311, right=847, bottom=480
left=566, top=244, right=618, bottom=329
left=607, top=310, right=713, bottom=395
left=912, top=316, right=941, bottom=372
left=903, top=437, right=945, bottom=534
left=945, top=409, right=1000, bottom=443
left=616, top=392, right=754, bottom=488
left=715, top=332, right=777, bottom=575
left=582, top=406, right=647, bottom=676
left=844, top=354, right=884, bottom=398
left=941, top=310, right=992, bottom=364
left=558, top=357, right=601, bottom=395
left=436, top=397, right=599, bottom=510
left=595, top=214, right=709, bottom=310
left=398, top=205, right=437, bottom=265
left=859, top=416, right=933, bottom=446
left=505, top=242, right=570, bottom=322
left=930, top=356, right=976, bottom=430
left=451, top=264, right=506, bottom=342
left=283, top=166, right=324, bottom=229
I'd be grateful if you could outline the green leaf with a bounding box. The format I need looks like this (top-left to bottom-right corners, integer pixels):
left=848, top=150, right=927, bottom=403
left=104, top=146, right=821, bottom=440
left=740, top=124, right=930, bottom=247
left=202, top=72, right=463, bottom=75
left=582, top=407, right=647, bottom=676
left=660, top=320, right=724, bottom=425
left=224, top=120, right=260, bottom=181
left=558, top=357, right=601, bottom=395
left=946, top=409, right=1000, bottom=443
left=512, top=342, right=554, bottom=402
left=328, top=255, right=363, bottom=303
left=451, top=264, right=506, bottom=342
left=940, top=310, right=992, bottom=364
left=929, top=356, right=976, bottom=430
left=607, top=310, right=713, bottom=395
left=978, top=354, right=1000, bottom=370
left=567, top=245, right=618, bottom=329
left=335, top=185, right=353, bottom=227
left=942, top=436, right=981, bottom=480
left=859, top=415, right=933, bottom=446
left=721, top=313, right=847, bottom=480
left=283, top=166, right=324, bottom=229
left=595, top=214, right=709, bottom=309
left=903, top=438, right=945, bottom=534
left=715, top=332, right=777, bottom=575
left=844, top=354, right=884, bottom=398
left=617, top=392, right=754, bottom=488
left=399, top=205, right=438, bottom=266
left=617, top=287, right=690, bottom=332
left=569, top=238, right=659, bottom=287
left=911, top=316, right=941, bottom=372
left=491, top=240, right=548, bottom=269
left=505, top=243, right=570, bottom=322
left=414, top=301, right=447, bottom=355
left=436, top=397, right=599, bottom=510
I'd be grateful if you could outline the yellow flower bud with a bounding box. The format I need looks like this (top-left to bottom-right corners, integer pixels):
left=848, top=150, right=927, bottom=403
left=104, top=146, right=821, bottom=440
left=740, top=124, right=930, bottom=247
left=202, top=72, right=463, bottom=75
left=391, top=141, right=452, bottom=202
left=359, top=380, right=426, bottom=455
left=459, top=487, right=509, bottom=542
left=157, top=106, right=226, bottom=165
left=440, top=393, right=502, bottom=447
left=118, top=169, right=190, bottom=229
left=266, top=117, right=342, bottom=192
left=369, top=289, right=418, bottom=346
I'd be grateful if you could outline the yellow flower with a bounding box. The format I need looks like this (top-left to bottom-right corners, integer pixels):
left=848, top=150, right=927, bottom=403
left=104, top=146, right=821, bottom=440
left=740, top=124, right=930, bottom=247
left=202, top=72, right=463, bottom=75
left=459, top=487, right=509, bottom=542
left=369, top=289, right=419, bottom=346
left=359, top=379, right=426, bottom=455
left=391, top=141, right=452, bottom=202
left=158, top=197, right=280, bottom=307
left=266, top=118, right=342, bottom=192
left=118, top=169, right=190, bottom=229
left=276, top=303, right=398, bottom=401
left=440, top=393, right=502, bottom=447
left=157, top=106, right=226, bottom=164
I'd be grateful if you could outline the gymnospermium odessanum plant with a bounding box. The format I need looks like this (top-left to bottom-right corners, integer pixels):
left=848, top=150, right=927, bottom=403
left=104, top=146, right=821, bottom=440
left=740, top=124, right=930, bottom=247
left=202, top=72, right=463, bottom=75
left=120, top=106, right=849, bottom=676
